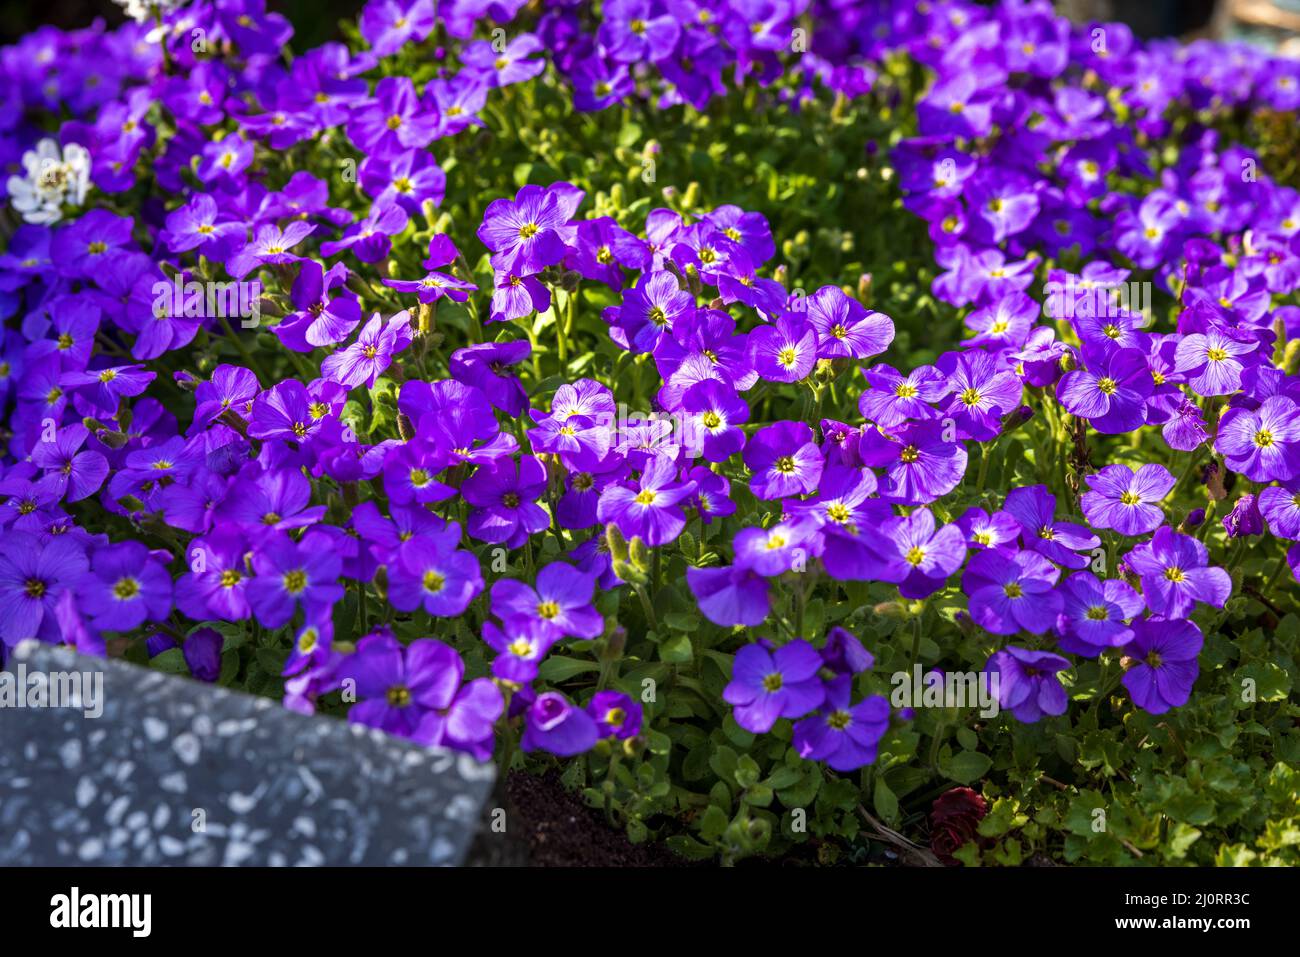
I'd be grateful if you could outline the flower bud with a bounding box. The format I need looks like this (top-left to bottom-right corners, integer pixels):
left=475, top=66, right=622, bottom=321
left=605, top=523, right=629, bottom=563
left=1222, top=494, right=1263, bottom=538
left=628, top=535, right=651, bottom=571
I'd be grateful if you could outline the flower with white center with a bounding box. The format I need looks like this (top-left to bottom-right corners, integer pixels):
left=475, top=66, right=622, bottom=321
left=5, top=138, right=90, bottom=225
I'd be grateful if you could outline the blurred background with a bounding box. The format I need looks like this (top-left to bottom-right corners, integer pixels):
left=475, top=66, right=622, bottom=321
left=2, top=0, right=1299, bottom=55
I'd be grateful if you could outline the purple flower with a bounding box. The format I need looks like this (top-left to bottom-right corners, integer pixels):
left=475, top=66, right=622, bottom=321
left=596, top=456, right=696, bottom=546
left=617, top=269, right=695, bottom=354
left=1174, top=329, right=1259, bottom=396
left=1056, top=570, right=1145, bottom=654
left=681, top=379, right=748, bottom=462
left=1121, top=617, right=1203, bottom=714
left=686, top=564, right=770, bottom=627
left=274, top=260, right=362, bottom=351
left=0, top=533, right=88, bottom=646
left=876, top=507, right=967, bottom=599
left=820, top=626, right=875, bottom=675
left=30, top=423, right=108, bottom=502
left=985, top=647, right=1070, bottom=723
left=450, top=340, right=531, bottom=417
left=490, top=561, right=602, bottom=640
left=477, top=183, right=573, bottom=276
left=587, top=690, right=642, bottom=740
left=1222, top=494, right=1264, bottom=538
left=226, top=221, right=315, bottom=280
left=77, top=541, right=172, bottom=632
left=1259, top=479, right=1300, bottom=540
left=521, top=691, right=599, bottom=757
left=743, top=420, right=823, bottom=500
left=175, top=530, right=252, bottom=622
left=1122, top=527, right=1231, bottom=619
left=723, top=639, right=826, bottom=734
left=1215, top=396, right=1300, bottom=483
left=321, top=311, right=412, bottom=389
left=388, top=523, right=484, bottom=617
left=962, top=549, right=1063, bottom=635
left=246, top=533, right=345, bottom=629
left=860, top=419, right=967, bottom=506
left=858, top=364, right=946, bottom=428
left=732, top=518, right=822, bottom=577
left=1004, top=485, right=1100, bottom=570
left=749, top=313, right=818, bottom=383
left=956, top=506, right=1021, bottom=554
left=793, top=675, right=890, bottom=771
left=342, top=633, right=464, bottom=738
left=1080, top=463, right=1174, bottom=536
left=1056, top=345, right=1152, bottom=434
left=936, top=348, right=1024, bottom=441
left=463, top=455, right=550, bottom=548
left=803, top=285, right=894, bottom=360
left=482, top=618, right=558, bottom=684
left=360, top=0, right=435, bottom=56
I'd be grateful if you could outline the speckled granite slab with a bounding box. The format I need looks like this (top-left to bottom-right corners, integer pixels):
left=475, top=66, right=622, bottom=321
left=0, top=641, right=495, bottom=866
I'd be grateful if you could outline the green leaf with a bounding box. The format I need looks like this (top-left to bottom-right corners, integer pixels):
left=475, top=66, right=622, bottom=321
left=872, top=777, right=899, bottom=824
left=941, top=750, right=993, bottom=785
left=537, top=656, right=600, bottom=682
left=150, top=648, right=189, bottom=675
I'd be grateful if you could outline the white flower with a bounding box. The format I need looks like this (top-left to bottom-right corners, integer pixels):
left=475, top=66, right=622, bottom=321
left=112, top=0, right=190, bottom=25
left=5, top=138, right=91, bottom=226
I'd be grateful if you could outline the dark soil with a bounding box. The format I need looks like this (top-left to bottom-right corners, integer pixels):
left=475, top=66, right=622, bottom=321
left=489, top=770, right=687, bottom=866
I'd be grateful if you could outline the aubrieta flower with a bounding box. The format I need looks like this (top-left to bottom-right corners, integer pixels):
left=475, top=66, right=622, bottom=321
left=860, top=419, right=967, bottom=506
left=1121, top=617, right=1204, bottom=714
left=961, top=549, right=1063, bottom=636
left=587, top=689, right=642, bottom=740
left=597, top=456, right=696, bottom=546
left=1004, top=484, right=1100, bottom=570
left=743, top=420, right=824, bottom=500
left=1122, top=527, right=1231, bottom=619
left=1259, top=479, right=1300, bottom=540
left=388, top=523, right=484, bottom=618
left=1056, top=345, right=1153, bottom=434
left=1215, top=395, right=1300, bottom=482
left=1056, top=570, right=1146, bottom=655
left=802, top=285, right=894, bottom=360
left=793, top=675, right=891, bottom=772
left=686, top=563, right=770, bottom=627
left=490, top=561, right=603, bottom=640
left=477, top=182, right=573, bottom=276
left=749, top=313, right=818, bottom=383
left=0, top=532, right=88, bottom=646
left=985, top=647, right=1070, bottom=723
left=482, top=618, right=558, bottom=684
left=226, top=221, right=315, bottom=280
left=1080, top=463, right=1175, bottom=536
left=521, top=690, right=599, bottom=757
left=874, top=507, right=967, bottom=599
left=246, top=532, right=345, bottom=629
left=723, top=639, right=825, bottom=734
left=77, top=541, right=172, bottom=632
left=320, top=311, right=412, bottom=389
left=463, top=454, right=550, bottom=547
